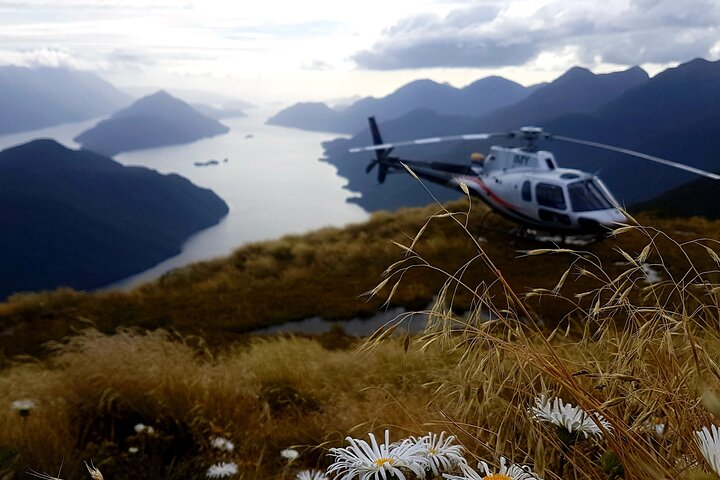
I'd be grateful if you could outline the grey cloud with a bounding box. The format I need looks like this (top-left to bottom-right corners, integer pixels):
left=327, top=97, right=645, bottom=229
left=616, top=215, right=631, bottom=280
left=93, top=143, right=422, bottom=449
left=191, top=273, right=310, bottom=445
left=352, top=0, right=720, bottom=70
left=353, top=37, right=538, bottom=69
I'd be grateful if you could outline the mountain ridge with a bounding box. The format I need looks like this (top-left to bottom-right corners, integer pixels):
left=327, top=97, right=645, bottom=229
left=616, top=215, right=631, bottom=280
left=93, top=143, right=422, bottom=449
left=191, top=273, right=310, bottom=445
left=0, top=139, right=229, bottom=299
left=267, top=75, right=538, bottom=134
left=0, top=66, right=132, bottom=135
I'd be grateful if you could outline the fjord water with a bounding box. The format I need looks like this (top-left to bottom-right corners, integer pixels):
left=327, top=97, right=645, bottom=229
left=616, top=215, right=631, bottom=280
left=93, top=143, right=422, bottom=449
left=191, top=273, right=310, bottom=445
left=0, top=109, right=369, bottom=289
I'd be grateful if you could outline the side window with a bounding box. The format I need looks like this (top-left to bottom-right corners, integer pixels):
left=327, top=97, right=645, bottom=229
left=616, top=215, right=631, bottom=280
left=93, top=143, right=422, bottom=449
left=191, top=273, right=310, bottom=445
left=521, top=181, right=532, bottom=202
left=536, top=183, right=566, bottom=210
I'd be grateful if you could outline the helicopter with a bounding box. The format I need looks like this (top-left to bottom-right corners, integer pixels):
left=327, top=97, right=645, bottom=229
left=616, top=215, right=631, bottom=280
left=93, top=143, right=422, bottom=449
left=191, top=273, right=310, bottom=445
left=350, top=117, right=720, bottom=242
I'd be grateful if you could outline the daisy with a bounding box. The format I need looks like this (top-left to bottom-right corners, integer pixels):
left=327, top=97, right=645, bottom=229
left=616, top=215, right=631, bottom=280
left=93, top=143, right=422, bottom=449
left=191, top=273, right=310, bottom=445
left=410, top=432, right=466, bottom=476
left=443, top=457, right=541, bottom=480
left=327, top=430, right=429, bottom=480
left=10, top=399, right=36, bottom=417
left=642, top=418, right=665, bottom=438
left=207, top=462, right=239, bottom=479
left=134, top=423, right=155, bottom=435
left=296, top=469, right=329, bottom=480
left=281, top=448, right=300, bottom=461
left=211, top=436, right=235, bottom=452
left=696, top=424, right=720, bottom=475
left=532, top=396, right=611, bottom=440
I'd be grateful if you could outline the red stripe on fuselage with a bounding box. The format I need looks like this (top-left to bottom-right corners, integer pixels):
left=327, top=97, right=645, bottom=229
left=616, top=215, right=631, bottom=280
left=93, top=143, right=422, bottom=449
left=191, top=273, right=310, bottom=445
left=463, top=176, right=519, bottom=210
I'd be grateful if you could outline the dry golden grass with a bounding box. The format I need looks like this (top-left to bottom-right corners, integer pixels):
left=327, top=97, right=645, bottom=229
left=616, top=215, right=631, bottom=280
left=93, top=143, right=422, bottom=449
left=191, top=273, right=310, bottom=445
left=0, top=330, right=459, bottom=479
left=359, top=200, right=720, bottom=479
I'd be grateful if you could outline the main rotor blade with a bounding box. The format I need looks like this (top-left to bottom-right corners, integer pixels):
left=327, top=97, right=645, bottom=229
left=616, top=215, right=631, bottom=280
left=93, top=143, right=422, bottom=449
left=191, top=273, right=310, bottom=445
left=552, top=135, right=720, bottom=181
left=349, top=132, right=502, bottom=153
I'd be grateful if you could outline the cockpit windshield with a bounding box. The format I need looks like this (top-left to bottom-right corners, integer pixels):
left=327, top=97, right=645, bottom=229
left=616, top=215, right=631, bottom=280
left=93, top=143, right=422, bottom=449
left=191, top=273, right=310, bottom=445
left=568, top=179, right=615, bottom=212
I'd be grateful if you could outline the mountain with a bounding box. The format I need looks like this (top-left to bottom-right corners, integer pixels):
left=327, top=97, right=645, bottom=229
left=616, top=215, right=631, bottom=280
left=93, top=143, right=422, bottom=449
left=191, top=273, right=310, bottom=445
left=267, top=102, right=343, bottom=133
left=75, top=90, right=230, bottom=156
left=468, top=65, right=649, bottom=131
left=632, top=172, right=720, bottom=219
left=538, top=58, right=720, bottom=204
left=0, top=66, right=132, bottom=135
left=267, top=76, right=539, bottom=134
left=0, top=139, right=229, bottom=299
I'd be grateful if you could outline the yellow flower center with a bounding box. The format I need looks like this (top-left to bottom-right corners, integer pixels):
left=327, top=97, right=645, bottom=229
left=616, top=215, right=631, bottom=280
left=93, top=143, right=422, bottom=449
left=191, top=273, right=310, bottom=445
left=428, top=447, right=438, bottom=455
left=374, top=458, right=395, bottom=467
left=484, top=475, right=512, bottom=480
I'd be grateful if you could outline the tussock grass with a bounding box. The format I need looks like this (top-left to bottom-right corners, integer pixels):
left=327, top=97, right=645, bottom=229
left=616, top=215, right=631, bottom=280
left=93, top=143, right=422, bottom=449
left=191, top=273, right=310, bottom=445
left=360, top=201, right=720, bottom=479
left=0, top=331, right=456, bottom=479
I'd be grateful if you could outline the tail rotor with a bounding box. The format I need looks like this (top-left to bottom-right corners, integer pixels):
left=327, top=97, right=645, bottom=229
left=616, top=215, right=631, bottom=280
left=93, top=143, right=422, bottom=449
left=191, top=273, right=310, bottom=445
left=365, top=116, right=392, bottom=183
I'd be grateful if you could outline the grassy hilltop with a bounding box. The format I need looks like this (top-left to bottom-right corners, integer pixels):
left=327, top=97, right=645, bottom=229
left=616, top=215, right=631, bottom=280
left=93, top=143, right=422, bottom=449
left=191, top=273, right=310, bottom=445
left=3, top=198, right=720, bottom=359
left=3, top=198, right=720, bottom=479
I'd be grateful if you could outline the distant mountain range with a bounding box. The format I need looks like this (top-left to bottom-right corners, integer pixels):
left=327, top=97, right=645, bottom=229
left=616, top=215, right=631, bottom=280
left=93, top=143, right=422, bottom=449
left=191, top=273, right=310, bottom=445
left=0, top=139, right=229, bottom=299
left=267, top=76, right=545, bottom=134
left=75, top=90, right=230, bottom=156
left=321, top=58, right=720, bottom=212
left=0, top=66, right=132, bottom=135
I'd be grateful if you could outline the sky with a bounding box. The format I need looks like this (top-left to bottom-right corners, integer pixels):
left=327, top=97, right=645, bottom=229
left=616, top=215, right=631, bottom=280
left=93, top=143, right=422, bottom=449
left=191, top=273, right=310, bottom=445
left=1, top=0, right=719, bottom=106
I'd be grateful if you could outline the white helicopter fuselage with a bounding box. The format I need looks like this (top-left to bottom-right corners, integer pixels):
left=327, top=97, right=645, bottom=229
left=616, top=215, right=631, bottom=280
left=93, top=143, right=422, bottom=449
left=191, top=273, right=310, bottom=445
left=450, top=146, right=627, bottom=233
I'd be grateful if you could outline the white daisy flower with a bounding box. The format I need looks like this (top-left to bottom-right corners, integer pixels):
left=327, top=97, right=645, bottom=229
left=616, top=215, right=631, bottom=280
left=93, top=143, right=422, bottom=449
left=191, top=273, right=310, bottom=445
left=532, top=396, right=611, bottom=439
left=443, top=457, right=541, bottom=480
left=696, top=424, right=720, bottom=475
left=642, top=418, right=665, bottom=438
left=296, top=469, right=329, bottom=480
left=207, top=462, right=239, bottom=479
left=211, top=436, right=235, bottom=452
left=410, top=431, right=466, bottom=476
left=281, top=448, right=300, bottom=461
left=134, top=423, right=155, bottom=435
left=327, top=430, right=429, bottom=480
left=10, top=399, right=36, bottom=416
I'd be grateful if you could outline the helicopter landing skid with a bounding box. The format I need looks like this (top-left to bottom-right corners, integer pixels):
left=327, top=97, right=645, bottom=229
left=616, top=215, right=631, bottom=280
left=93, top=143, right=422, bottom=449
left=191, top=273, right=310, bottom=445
left=510, top=227, right=604, bottom=246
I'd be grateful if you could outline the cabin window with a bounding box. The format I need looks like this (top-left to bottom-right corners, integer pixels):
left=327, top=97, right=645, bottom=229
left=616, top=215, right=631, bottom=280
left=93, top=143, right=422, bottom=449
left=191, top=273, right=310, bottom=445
left=521, top=181, right=532, bottom=202
left=568, top=179, right=614, bottom=212
left=536, top=183, right=566, bottom=210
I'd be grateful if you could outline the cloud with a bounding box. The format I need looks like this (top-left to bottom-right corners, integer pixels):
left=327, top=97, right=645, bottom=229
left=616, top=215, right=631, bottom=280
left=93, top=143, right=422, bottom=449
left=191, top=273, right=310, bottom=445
left=301, top=59, right=334, bottom=70
left=0, top=47, right=86, bottom=68
left=352, top=0, right=720, bottom=69
left=0, top=0, right=191, bottom=10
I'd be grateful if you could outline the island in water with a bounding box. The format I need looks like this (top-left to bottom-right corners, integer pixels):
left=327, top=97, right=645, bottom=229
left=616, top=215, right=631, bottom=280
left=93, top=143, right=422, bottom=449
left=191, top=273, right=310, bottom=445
left=74, top=90, right=230, bottom=156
